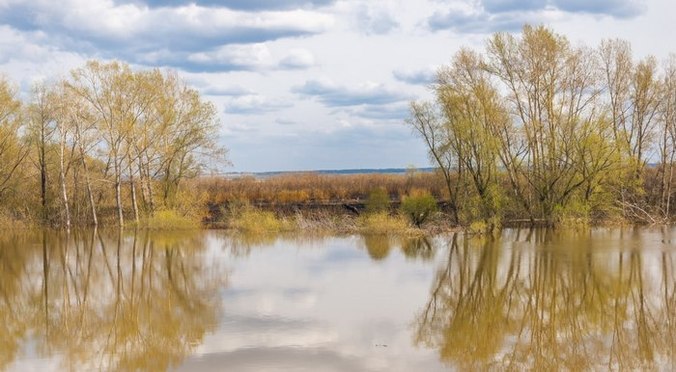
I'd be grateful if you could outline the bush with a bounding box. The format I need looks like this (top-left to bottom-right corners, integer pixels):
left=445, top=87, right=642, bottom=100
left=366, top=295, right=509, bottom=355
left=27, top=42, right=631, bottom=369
left=141, top=209, right=200, bottom=230
left=365, top=187, right=390, bottom=214
left=232, top=209, right=286, bottom=233
left=358, top=212, right=408, bottom=234
left=401, top=190, right=438, bottom=227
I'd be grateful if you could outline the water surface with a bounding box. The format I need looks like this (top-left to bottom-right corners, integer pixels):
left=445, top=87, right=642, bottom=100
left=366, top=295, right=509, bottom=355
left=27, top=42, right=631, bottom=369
left=1, top=228, right=674, bottom=371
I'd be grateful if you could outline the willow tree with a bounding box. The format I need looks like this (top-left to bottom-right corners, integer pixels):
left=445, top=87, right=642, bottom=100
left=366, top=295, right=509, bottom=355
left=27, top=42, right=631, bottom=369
left=657, top=56, right=676, bottom=217
left=66, top=61, right=224, bottom=227
left=408, top=101, right=460, bottom=224
left=484, top=25, right=609, bottom=224
left=0, top=78, right=29, bottom=205
left=435, top=48, right=508, bottom=225
left=68, top=61, right=134, bottom=227
left=27, top=83, right=57, bottom=222
left=150, top=71, right=223, bottom=210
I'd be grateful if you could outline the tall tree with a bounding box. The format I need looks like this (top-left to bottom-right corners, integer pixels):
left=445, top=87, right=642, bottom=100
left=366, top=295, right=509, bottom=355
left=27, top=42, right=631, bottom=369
left=484, top=25, right=605, bottom=224
left=0, top=78, right=29, bottom=203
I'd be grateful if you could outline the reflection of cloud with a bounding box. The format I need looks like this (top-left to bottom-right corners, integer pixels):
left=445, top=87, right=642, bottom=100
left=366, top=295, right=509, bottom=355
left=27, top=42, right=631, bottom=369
left=192, top=234, right=450, bottom=371
left=178, top=347, right=367, bottom=372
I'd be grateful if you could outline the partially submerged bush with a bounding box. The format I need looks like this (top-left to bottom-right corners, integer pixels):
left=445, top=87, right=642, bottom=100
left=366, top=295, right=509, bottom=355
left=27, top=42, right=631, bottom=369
left=401, top=190, right=438, bottom=227
left=142, top=209, right=200, bottom=229
left=358, top=211, right=409, bottom=234
left=365, top=187, right=390, bottom=214
left=232, top=209, right=287, bottom=233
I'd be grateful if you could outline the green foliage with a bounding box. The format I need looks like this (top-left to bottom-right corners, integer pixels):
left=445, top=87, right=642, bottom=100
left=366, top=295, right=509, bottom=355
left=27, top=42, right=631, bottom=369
left=401, top=190, right=438, bottom=227
left=365, top=187, right=390, bottom=214
left=459, top=184, right=503, bottom=227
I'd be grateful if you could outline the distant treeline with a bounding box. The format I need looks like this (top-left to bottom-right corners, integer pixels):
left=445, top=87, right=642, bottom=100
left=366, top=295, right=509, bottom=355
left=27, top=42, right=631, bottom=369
left=222, top=167, right=436, bottom=179
left=0, top=61, right=224, bottom=228
left=408, top=25, right=676, bottom=227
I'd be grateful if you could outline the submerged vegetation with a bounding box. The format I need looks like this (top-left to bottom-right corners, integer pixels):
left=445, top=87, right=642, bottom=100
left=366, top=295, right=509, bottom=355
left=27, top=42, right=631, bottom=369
left=0, top=60, right=223, bottom=229
left=408, top=25, right=676, bottom=229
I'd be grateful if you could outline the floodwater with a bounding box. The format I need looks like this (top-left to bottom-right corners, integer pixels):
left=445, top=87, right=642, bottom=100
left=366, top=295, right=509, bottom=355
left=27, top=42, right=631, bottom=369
left=0, top=228, right=674, bottom=371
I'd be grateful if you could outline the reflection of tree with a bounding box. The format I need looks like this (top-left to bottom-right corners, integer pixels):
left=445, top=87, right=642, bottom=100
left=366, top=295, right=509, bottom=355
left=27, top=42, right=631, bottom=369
left=361, top=234, right=392, bottom=261
left=415, top=229, right=676, bottom=370
left=0, top=233, right=41, bottom=370
left=222, top=232, right=331, bottom=257
left=399, top=237, right=435, bottom=261
left=0, top=229, right=223, bottom=371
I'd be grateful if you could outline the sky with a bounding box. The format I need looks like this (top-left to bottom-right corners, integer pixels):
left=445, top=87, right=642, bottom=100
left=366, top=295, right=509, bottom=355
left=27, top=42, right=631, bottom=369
left=0, top=0, right=674, bottom=172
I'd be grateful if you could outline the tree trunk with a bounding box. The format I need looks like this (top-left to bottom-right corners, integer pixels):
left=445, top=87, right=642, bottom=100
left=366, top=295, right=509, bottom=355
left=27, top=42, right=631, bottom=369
left=115, top=161, right=124, bottom=228
left=40, top=124, right=47, bottom=223
left=59, top=132, right=71, bottom=231
left=80, top=153, right=98, bottom=226
left=130, top=173, right=140, bottom=224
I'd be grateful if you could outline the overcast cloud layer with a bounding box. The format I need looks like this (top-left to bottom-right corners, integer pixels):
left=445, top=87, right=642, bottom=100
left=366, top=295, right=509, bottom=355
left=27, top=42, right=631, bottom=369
left=0, top=0, right=671, bottom=172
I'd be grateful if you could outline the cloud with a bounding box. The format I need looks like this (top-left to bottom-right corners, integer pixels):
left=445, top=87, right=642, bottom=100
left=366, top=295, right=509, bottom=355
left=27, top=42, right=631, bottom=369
left=138, top=44, right=316, bottom=72
left=427, top=9, right=530, bottom=33
left=293, top=79, right=410, bottom=107
left=482, top=0, right=547, bottom=13
left=201, top=85, right=253, bottom=97
left=392, top=67, right=437, bottom=85
left=354, top=4, right=399, bottom=35
left=275, top=118, right=298, bottom=126
left=133, top=0, right=337, bottom=11
left=348, top=103, right=410, bottom=121
left=184, top=43, right=273, bottom=71
left=278, top=48, right=316, bottom=69
left=551, top=0, right=645, bottom=18
left=0, top=1, right=334, bottom=71
left=427, top=0, right=645, bottom=33
left=0, top=26, right=52, bottom=64
left=225, top=94, right=294, bottom=115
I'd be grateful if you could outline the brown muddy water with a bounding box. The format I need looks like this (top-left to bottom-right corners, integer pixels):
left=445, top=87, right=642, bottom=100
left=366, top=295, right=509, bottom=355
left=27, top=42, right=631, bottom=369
left=0, top=227, right=674, bottom=371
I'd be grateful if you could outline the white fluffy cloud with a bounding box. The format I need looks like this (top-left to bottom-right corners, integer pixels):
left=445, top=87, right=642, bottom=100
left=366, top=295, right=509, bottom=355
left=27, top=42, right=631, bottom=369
left=0, top=0, right=672, bottom=172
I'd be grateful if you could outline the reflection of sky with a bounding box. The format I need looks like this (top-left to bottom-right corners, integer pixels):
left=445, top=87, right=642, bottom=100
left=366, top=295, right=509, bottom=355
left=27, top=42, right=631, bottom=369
left=8, top=229, right=673, bottom=371
left=179, top=234, right=449, bottom=372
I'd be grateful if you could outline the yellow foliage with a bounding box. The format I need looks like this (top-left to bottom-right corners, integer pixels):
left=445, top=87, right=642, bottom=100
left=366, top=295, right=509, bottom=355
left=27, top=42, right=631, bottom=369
left=141, top=210, right=200, bottom=230
left=358, top=212, right=410, bottom=234
left=231, top=209, right=290, bottom=233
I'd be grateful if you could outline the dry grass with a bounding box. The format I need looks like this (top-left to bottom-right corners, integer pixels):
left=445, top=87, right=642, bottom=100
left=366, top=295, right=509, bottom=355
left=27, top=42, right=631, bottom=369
left=357, top=212, right=411, bottom=234
left=140, top=209, right=200, bottom=230
left=194, top=171, right=447, bottom=205
left=230, top=209, right=292, bottom=233
left=0, top=211, right=32, bottom=229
